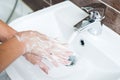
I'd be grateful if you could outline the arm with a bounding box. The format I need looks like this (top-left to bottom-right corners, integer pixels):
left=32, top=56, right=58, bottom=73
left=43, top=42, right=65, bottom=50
left=0, top=36, right=25, bottom=72
left=0, top=31, right=51, bottom=73
left=0, top=22, right=72, bottom=73
left=0, top=21, right=49, bottom=73
left=0, top=20, right=16, bottom=42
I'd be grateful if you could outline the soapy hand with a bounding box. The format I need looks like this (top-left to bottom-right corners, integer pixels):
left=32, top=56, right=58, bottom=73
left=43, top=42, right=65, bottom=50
left=15, top=31, right=73, bottom=73
left=23, top=53, right=49, bottom=73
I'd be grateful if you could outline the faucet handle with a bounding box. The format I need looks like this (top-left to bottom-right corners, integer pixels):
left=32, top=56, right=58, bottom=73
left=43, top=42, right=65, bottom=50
left=82, top=3, right=106, bottom=18
left=89, top=11, right=105, bottom=22
left=81, top=7, right=94, bottom=13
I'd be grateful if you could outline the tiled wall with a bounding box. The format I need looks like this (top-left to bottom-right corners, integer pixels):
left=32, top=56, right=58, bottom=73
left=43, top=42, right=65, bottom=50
left=99, top=0, right=120, bottom=34
left=71, top=0, right=120, bottom=35
left=101, top=0, right=120, bottom=11
left=23, top=0, right=63, bottom=11
left=71, top=0, right=99, bottom=7
left=23, top=0, right=120, bottom=35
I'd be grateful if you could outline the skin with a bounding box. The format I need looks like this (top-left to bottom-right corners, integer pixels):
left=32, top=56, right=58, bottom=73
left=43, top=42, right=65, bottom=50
left=0, top=36, right=25, bottom=72
left=0, top=21, right=42, bottom=73
left=0, top=20, right=72, bottom=73
left=0, top=20, right=16, bottom=42
left=0, top=20, right=25, bottom=72
left=0, top=20, right=50, bottom=73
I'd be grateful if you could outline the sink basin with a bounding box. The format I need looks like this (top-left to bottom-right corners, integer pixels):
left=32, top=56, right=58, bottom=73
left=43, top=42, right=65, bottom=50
left=69, top=30, right=120, bottom=80
left=6, top=1, right=120, bottom=80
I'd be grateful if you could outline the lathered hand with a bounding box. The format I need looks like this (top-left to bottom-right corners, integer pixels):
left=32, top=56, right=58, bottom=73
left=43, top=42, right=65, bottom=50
left=15, top=31, right=73, bottom=73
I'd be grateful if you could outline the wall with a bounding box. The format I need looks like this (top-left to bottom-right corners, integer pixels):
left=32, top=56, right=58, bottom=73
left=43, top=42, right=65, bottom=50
left=23, top=0, right=120, bottom=35
left=71, top=0, right=120, bottom=35
left=23, top=0, right=63, bottom=11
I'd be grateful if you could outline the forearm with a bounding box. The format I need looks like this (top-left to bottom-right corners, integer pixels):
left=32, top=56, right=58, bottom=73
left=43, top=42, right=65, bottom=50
left=0, top=36, right=25, bottom=72
left=0, top=20, right=16, bottom=42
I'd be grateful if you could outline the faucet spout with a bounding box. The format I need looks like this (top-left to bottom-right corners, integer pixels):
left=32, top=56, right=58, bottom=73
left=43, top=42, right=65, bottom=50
left=74, top=5, right=105, bottom=35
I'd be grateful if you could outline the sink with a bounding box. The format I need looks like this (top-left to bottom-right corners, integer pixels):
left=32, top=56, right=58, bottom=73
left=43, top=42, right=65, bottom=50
left=6, top=1, right=120, bottom=80
left=68, top=30, right=120, bottom=80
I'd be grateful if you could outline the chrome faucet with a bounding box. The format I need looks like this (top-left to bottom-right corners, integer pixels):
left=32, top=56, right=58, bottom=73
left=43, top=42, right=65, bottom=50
left=74, top=3, right=106, bottom=35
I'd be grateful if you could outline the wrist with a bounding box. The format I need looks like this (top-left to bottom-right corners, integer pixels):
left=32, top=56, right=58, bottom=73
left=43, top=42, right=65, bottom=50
left=0, top=20, right=17, bottom=42
left=1, top=29, right=16, bottom=41
left=0, top=36, right=26, bottom=72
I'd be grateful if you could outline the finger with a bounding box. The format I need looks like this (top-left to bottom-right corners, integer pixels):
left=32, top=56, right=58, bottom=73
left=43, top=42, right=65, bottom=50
left=53, top=52, right=69, bottom=60
left=51, top=50, right=73, bottom=60
left=24, top=53, right=42, bottom=64
left=63, top=51, right=73, bottom=57
left=58, top=58, right=71, bottom=66
left=38, top=61, right=49, bottom=74
left=52, top=44, right=73, bottom=56
left=31, top=50, right=59, bottom=67
left=51, top=60, right=59, bottom=67
left=43, top=54, right=59, bottom=67
left=24, top=53, right=50, bottom=74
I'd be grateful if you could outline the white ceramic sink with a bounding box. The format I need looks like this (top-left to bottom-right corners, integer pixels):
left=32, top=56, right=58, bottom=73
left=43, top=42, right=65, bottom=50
left=6, top=1, right=120, bottom=80
left=69, top=29, right=120, bottom=80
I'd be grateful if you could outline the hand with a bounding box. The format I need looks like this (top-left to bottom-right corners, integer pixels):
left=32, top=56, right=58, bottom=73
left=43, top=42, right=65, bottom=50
left=15, top=31, right=73, bottom=73
left=23, top=53, right=49, bottom=73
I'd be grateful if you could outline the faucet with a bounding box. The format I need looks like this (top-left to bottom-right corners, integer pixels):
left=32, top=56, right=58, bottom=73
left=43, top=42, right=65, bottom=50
left=74, top=3, right=106, bottom=35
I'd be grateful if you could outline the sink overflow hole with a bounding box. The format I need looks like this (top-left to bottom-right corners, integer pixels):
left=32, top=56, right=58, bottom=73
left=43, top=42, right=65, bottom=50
left=80, top=40, right=85, bottom=46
